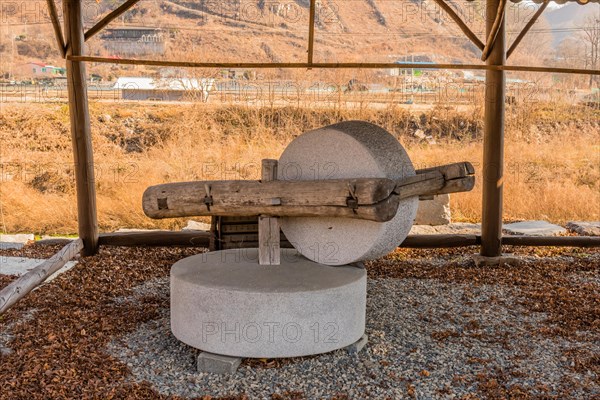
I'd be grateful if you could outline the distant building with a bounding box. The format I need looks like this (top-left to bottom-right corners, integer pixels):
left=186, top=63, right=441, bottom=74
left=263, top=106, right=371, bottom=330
left=390, top=55, right=436, bottom=77
left=102, top=27, right=165, bottom=56
left=113, top=77, right=215, bottom=102
left=17, top=62, right=66, bottom=78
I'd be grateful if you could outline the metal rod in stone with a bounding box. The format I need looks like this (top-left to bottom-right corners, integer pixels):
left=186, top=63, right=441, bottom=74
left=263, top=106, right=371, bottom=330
left=142, top=162, right=475, bottom=222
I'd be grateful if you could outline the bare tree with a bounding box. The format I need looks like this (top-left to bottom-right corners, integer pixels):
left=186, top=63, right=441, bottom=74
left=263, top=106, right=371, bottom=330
left=580, top=11, right=600, bottom=88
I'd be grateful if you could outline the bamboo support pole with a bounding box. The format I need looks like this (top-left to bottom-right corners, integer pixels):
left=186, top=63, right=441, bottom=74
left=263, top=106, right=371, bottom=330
left=307, top=0, right=316, bottom=64
left=94, top=231, right=600, bottom=249
left=0, top=239, right=83, bottom=315
left=84, top=0, right=142, bottom=42
left=98, top=231, right=211, bottom=247
left=481, top=0, right=506, bottom=257
left=506, top=0, right=549, bottom=59
left=46, top=0, right=66, bottom=58
left=64, top=0, right=99, bottom=256
left=66, top=56, right=600, bottom=75
left=481, top=0, right=507, bottom=61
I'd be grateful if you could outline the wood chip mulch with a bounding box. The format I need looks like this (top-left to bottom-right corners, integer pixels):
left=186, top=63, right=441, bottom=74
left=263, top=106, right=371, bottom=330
left=368, top=246, right=600, bottom=399
left=1, top=244, right=599, bottom=400
left=0, top=245, right=245, bottom=400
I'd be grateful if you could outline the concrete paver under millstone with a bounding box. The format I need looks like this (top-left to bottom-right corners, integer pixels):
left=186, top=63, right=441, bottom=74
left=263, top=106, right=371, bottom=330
left=171, top=248, right=366, bottom=358
left=502, top=221, right=566, bottom=236
left=197, top=352, right=242, bottom=374
left=0, top=257, right=78, bottom=283
left=409, top=223, right=481, bottom=235
left=566, top=222, right=600, bottom=236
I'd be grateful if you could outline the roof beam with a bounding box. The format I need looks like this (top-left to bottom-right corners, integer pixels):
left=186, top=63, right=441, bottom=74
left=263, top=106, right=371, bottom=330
left=46, top=0, right=66, bottom=58
left=307, top=0, right=316, bottom=64
left=431, top=0, right=485, bottom=51
left=506, top=0, right=549, bottom=59
left=481, top=0, right=507, bottom=61
left=84, top=0, right=142, bottom=42
left=67, top=56, right=600, bottom=75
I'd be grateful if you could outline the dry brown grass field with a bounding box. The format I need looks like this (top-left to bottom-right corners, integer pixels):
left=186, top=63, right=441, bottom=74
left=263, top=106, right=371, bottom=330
left=0, top=101, right=598, bottom=235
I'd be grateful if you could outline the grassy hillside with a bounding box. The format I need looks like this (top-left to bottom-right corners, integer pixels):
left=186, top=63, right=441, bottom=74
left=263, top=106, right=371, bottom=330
left=0, top=0, right=502, bottom=77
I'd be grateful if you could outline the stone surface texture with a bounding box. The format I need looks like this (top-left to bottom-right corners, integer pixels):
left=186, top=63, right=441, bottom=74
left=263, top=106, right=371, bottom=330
left=409, top=223, right=481, bottom=235
left=182, top=220, right=212, bottom=231
left=0, top=234, right=34, bottom=243
left=278, top=121, right=418, bottom=265
left=0, top=242, right=24, bottom=250
left=566, top=221, right=600, bottom=236
left=0, top=257, right=78, bottom=283
left=502, top=221, right=566, bottom=236
left=170, top=248, right=366, bottom=358
left=197, top=352, right=242, bottom=374
left=415, top=194, right=451, bottom=225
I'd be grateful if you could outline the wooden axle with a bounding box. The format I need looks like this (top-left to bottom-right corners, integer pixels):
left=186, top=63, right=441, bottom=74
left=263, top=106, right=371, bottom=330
left=142, top=162, right=475, bottom=223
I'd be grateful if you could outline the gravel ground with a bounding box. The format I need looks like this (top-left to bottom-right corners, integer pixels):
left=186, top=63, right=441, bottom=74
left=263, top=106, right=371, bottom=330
left=107, top=276, right=599, bottom=399
left=0, top=245, right=598, bottom=399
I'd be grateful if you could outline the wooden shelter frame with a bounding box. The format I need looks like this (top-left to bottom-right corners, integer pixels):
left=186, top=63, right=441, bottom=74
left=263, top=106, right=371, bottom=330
left=48, top=0, right=600, bottom=256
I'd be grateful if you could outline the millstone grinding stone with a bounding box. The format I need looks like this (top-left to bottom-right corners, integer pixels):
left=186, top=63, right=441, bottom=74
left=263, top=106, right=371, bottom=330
left=278, top=121, right=418, bottom=265
left=170, top=249, right=366, bottom=358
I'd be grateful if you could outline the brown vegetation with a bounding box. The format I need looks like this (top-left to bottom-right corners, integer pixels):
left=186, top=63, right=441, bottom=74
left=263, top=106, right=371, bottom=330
left=0, top=101, right=598, bottom=235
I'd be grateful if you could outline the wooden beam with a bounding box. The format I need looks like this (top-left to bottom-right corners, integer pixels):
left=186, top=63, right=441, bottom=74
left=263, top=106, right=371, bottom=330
left=143, top=178, right=396, bottom=215
left=98, top=231, right=211, bottom=247
left=64, top=0, right=99, bottom=256
left=66, top=56, right=600, bottom=75
left=506, top=0, right=549, bottom=59
left=141, top=167, right=474, bottom=222
left=416, top=162, right=475, bottom=180
left=0, top=239, right=83, bottom=315
left=46, top=0, right=66, bottom=58
left=84, top=0, right=142, bottom=42
left=400, top=235, right=600, bottom=248
left=95, top=231, right=600, bottom=249
left=259, top=159, right=280, bottom=265
left=481, top=0, right=506, bottom=257
left=481, top=0, right=507, bottom=61
left=502, top=236, right=600, bottom=247
left=401, top=234, right=480, bottom=248
left=431, top=0, right=485, bottom=51
left=307, top=0, right=316, bottom=64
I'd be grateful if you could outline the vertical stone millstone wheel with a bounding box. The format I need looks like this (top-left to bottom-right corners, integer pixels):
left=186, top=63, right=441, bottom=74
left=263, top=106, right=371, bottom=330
left=277, top=121, right=419, bottom=265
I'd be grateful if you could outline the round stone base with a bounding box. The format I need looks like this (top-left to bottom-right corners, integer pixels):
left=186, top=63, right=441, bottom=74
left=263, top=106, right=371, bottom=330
left=170, top=248, right=367, bottom=358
